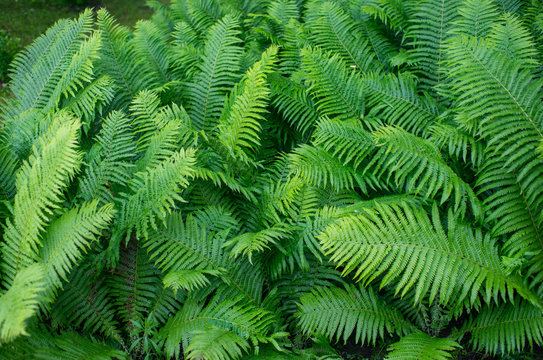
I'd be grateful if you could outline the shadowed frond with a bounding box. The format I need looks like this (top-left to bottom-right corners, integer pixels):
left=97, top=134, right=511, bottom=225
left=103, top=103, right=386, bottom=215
left=386, top=332, right=460, bottom=360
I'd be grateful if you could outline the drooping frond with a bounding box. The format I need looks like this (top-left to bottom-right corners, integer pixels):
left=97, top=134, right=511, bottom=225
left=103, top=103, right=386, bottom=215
left=457, top=301, right=543, bottom=355
left=319, top=203, right=536, bottom=306
left=2, top=117, right=81, bottom=286
left=51, top=268, right=123, bottom=346
left=160, top=296, right=280, bottom=358
left=185, top=327, right=250, bottom=360
left=217, top=46, right=278, bottom=162
left=187, top=14, right=243, bottom=130
left=34, top=332, right=128, bottom=360
left=428, top=122, right=484, bottom=167
left=39, top=201, right=115, bottom=303
left=0, top=264, right=45, bottom=343
left=96, top=9, right=152, bottom=108
left=300, top=47, right=364, bottom=122
left=116, top=148, right=196, bottom=239
left=386, top=332, right=460, bottom=360
left=361, top=72, right=438, bottom=135
left=306, top=1, right=380, bottom=73
left=4, top=9, right=94, bottom=118
left=144, top=212, right=264, bottom=302
left=297, top=284, right=415, bottom=345
left=360, top=0, right=413, bottom=33
left=368, top=126, right=482, bottom=218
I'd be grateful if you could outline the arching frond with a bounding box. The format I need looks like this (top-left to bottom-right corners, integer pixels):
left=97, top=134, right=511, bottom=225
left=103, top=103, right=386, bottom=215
left=300, top=47, right=364, bottom=122
left=457, top=301, right=543, bottom=355
left=163, top=269, right=222, bottom=293
left=319, top=203, right=536, bottom=306
left=0, top=264, right=45, bottom=343
left=186, top=327, right=249, bottom=360
left=132, top=20, right=171, bottom=84
left=297, top=285, right=415, bottom=345
left=386, top=332, right=460, bottom=360
left=2, top=118, right=81, bottom=286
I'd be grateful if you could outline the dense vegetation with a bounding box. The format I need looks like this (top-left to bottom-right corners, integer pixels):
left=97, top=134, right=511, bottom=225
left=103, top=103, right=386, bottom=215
left=1, top=0, right=543, bottom=359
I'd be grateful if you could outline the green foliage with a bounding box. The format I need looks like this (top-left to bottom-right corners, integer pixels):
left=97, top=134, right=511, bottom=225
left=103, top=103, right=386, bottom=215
left=0, top=30, right=21, bottom=84
left=1, top=0, right=543, bottom=359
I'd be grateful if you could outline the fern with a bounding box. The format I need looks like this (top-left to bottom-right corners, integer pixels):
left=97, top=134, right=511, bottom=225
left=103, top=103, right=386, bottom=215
left=386, top=332, right=460, bottom=360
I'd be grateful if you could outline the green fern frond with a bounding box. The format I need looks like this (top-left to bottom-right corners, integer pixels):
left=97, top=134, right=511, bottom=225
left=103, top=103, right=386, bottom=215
left=368, top=126, right=482, bottom=218
left=489, top=13, right=539, bottom=67
left=360, top=0, right=413, bottom=33
left=186, top=327, right=249, bottom=360
left=187, top=14, right=243, bottom=130
left=386, top=332, right=460, bottom=360
left=116, top=148, right=196, bottom=239
left=300, top=46, right=365, bottom=123
left=319, top=203, right=536, bottom=306
left=362, top=72, right=438, bottom=135
left=224, top=223, right=292, bottom=263
left=306, top=1, right=380, bottom=73
left=450, top=0, right=498, bottom=38
left=457, top=301, right=543, bottom=355
left=407, top=0, right=461, bottom=93
left=297, top=284, right=415, bottom=345
left=132, top=20, right=171, bottom=84
left=39, top=201, right=115, bottom=303
left=217, top=46, right=278, bottom=162
left=428, top=122, right=484, bottom=167
left=164, top=269, right=222, bottom=293
left=160, top=296, right=279, bottom=358
left=2, top=117, right=81, bottom=286
left=34, top=332, right=128, bottom=360
left=51, top=268, right=123, bottom=345
left=0, top=264, right=45, bottom=343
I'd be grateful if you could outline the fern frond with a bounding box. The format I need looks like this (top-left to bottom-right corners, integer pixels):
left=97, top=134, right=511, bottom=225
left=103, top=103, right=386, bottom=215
left=450, top=0, right=498, bottom=38
left=116, top=148, right=196, bottom=239
left=319, top=203, right=536, bottom=306
left=217, top=46, right=278, bottom=162
left=368, top=126, right=482, bottom=218
left=2, top=117, right=81, bottom=286
left=300, top=47, right=364, bottom=122
left=186, top=327, right=249, bottom=360
left=407, top=0, right=461, bottom=93
left=34, top=332, right=128, bottom=360
left=163, top=269, right=222, bottom=293
left=386, top=332, right=460, bottom=360
left=187, top=14, right=243, bottom=130
left=457, top=301, right=543, bottom=355
left=489, top=13, right=538, bottom=67
left=0, top=264, right=45, bottom=343
left=428, top=122, right=484, bottom=167
left=79, top=111, right=136, bottom=203
left=306, top=1, right=380, bottom=73
left=362, top=72, right=438, bottom=135
left=39, top=201, right=115, bottom=303
left=297, top=284, right=415, bottom=345
left=224, top=223, right=292, bottom=263
left=132, top=20, right=171, bottom=84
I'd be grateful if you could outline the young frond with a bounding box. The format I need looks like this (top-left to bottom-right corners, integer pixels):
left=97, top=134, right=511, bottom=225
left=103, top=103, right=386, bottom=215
left=368, top=126, right=482, bottom=218
left=217, top=46, right=278, bottom=162
left=297, top=285, right=415, bottom=345
left=187, top=14, right=243, bottom=130
left=489, top=14, right=539, bottom=67
left=2, top=117, right=81, bottom=286
left=223, top=223, right=292, bottom=263
left=450, top=0, right=499, bottom=38
left=300, top=47, right=365, bottom=122
left=0, top=264, right=45, bottom=343
left=457, top=302, right=543, bottom=355
left=386, top=332, right=460, bottom=360
left=319, top=203, right=536, bottom=306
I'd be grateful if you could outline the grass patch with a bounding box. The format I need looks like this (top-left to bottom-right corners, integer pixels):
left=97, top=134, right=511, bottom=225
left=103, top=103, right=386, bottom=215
left=0, top=0, right=155, bottom=46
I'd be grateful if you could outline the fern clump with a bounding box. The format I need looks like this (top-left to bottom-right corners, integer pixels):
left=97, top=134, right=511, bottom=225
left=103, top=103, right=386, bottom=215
left=0, top=0, right=542, bottom=359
